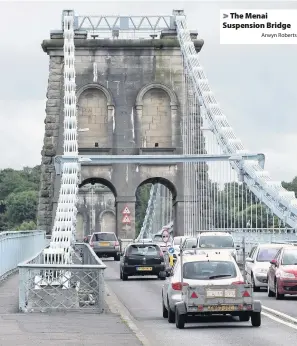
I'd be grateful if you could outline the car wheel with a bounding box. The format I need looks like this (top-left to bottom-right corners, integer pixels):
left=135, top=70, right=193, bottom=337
left=251, top=311, right=261, bottom=327
left=175, top=308, right=185, bottom=329
left=167, top=298, right=175, bottom=323
left=114, top=254, right=121, bottom=261
left=162, top=295, right=168, bottom=318
left=275, top=280, right=284, bottom=300
left=252, top=274, right=260, bottom=292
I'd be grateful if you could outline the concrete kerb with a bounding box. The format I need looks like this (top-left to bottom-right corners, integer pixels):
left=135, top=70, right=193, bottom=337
left=104, top=282, right=151, bottom=346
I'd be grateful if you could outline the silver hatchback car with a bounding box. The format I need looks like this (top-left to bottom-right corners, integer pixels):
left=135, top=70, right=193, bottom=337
left=90, top=232, right=121, bottom=261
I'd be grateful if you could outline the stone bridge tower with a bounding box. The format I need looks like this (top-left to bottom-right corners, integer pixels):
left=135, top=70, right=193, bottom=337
left=37, top=17, right=204, bottom=239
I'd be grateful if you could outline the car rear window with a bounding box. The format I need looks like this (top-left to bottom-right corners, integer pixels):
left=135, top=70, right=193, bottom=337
left=183, top=261, right=237, bottom=280
left=93, top=233, right=116, bottom=241
left=256, top=247, right=280, bottom=262
left=127, top=244, right=160, bottom=256
left=199, top=235, right=234, bottom=248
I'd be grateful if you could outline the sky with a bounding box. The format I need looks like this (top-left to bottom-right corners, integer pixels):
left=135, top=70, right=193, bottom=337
left=0, top=0, right=297, bottom=182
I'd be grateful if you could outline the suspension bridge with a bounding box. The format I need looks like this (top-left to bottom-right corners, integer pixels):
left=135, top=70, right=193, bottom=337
left=1, top=8, right=297, bottom=318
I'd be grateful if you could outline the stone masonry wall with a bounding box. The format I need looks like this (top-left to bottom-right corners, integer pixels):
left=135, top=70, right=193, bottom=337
left=37, top=57, right=63, bottom=233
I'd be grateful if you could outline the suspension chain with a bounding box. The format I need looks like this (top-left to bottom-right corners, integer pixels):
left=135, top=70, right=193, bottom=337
left=44, top=11, right=79, bottom=265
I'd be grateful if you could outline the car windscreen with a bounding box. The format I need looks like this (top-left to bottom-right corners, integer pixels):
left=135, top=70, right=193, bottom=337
left=183, top=261, right=237, bottom=280
left=256, top=247, right=280, bottom=262
left=184, top=238, right=197, bottom=249
left=199, top=235, right=234, bottom=248
left=93, top=233, right=116, bottom=241
left=282, top=249, right=297, bottom=265
left=127, top=244, right=160, bottom=256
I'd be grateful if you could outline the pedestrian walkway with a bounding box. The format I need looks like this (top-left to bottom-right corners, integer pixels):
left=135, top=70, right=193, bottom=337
left=0, top=274, right=142, bottom=345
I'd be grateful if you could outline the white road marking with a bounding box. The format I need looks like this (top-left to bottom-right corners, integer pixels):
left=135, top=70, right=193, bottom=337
left=262, top=311, right=297, bottom=330
left=263, top=305, right=297, bottom=325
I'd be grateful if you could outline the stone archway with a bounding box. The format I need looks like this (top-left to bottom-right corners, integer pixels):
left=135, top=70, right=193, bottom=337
left=135, top=83, right=178, bottom=148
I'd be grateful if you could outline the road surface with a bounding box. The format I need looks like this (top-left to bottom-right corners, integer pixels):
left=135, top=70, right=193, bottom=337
left=104, top=259, right=297, bottom=346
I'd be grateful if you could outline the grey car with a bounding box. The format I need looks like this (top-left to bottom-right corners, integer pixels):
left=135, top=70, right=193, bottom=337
left=90, top=232, right=121, bottom=261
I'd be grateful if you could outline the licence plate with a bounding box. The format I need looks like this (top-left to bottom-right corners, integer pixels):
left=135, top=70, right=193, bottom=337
left=137, top=267, right=152, bottom=271
left=208, top=305, right=235, bottom=311
left=99, top=242, right=109, bottom=246
left=206, top=289, right=236, bottom=298
left=206, top=290, right=224, bottom=298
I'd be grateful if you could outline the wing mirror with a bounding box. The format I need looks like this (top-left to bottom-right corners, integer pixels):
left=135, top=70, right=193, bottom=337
left=270, top=259, right=277, bottom=266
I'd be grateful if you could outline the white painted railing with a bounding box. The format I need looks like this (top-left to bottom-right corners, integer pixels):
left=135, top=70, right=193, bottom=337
left=0, top=230, right=46, bottom=281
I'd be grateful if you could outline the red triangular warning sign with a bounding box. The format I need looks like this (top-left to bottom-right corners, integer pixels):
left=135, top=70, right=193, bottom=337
left=122, top=206, right=131, bottom=215
left=122, top=215, right=131, bottom=223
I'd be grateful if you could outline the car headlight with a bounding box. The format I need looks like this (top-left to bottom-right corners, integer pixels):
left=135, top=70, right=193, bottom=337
left=254, top=268, right=267, bottom=274
left=279, top=271, right=295, bottom=279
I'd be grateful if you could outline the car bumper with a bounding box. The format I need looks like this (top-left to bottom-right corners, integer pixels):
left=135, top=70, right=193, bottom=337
left=278, top=279, right=297, bottom=294
left=122, top=264, right=165, bottom=276
left=93, top=248, right=120, bottom=256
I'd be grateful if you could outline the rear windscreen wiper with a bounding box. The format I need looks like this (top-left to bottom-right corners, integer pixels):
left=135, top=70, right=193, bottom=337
left=208, top=274, right=232, bottom=279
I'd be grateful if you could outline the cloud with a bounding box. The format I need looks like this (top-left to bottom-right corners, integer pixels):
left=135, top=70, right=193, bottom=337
left=0, top=99, right=45, bottom=169
left=0, top=1, right=296, bottom=183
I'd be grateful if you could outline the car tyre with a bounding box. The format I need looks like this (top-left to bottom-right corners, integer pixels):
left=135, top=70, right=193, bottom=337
left=275, top=281, right=284, bottom=300
left=175, top=309, right=185, bottom=329
left=252, top=274, right=260, bottom=292
left=114, top=254, right=121, bottom=261
left=162, top=296, right=168, bottom=318
left=167, top=298, right=175, bottom=323
left=251, top=311, right=261, bottom=327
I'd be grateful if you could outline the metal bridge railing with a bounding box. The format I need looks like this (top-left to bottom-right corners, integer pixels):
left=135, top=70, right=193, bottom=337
left=0, top=230, right=46, bottom=282
left=18, top=243, right=106, bottom=313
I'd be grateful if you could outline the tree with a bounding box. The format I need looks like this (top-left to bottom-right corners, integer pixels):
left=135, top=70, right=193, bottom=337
left=5, top=190, right=38, bottom=227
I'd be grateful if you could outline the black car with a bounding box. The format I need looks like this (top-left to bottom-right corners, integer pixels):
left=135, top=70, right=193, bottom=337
left=120, top=243, right=167, bottom=281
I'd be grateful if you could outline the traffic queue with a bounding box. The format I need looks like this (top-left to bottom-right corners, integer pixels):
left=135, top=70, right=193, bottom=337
left=119, top=229, right=297, bottom=329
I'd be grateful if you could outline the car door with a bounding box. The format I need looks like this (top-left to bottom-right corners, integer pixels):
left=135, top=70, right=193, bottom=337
left=246, top=246, right=257, bottom=283
left=268, top=249, right=281, bottom=290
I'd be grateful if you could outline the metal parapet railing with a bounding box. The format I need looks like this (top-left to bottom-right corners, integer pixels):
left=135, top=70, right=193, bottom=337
left=18, top=243, right=107, bottom=313
left=0, top=230, right=46, bottom=282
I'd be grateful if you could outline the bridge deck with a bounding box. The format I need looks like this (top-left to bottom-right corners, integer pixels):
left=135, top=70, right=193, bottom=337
left=0, top=274, right=141, bottom=345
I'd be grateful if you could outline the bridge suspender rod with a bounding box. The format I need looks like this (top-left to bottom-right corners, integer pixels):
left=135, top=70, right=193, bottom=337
left=174, top=13, right=297, bottom=228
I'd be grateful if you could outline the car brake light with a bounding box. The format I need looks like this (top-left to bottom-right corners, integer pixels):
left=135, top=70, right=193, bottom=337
left=242, top=291, right=250, bottom=297
left=160, top=251, right=164, bottom=257
left=115, top=241, right=119, bottom=246
left=191, top=291, right=198, bottom=298
left=231, top=281, right=245, bottom=285
left=171, top=282, right=189, bottom=290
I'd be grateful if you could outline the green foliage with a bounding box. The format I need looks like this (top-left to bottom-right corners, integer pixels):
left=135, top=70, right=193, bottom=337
left=0, top=165, right=40, bottom=232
